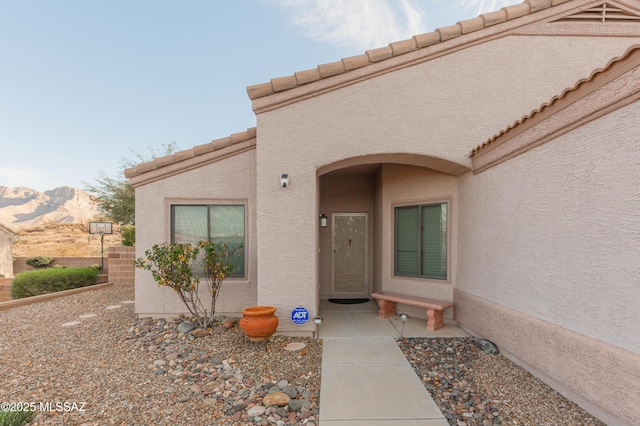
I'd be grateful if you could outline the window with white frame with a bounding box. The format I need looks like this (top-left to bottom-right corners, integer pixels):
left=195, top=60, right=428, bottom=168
left=394, top=202, right=447, bottom=280
left=171, top=204, right=245, bottom=277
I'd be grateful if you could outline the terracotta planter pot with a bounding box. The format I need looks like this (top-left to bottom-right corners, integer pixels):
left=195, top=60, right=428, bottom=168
left=239, top=306, right=279, bottom=342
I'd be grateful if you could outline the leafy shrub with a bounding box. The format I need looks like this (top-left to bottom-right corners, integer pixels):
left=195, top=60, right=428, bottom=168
left=121, top=225, right=135, bottom=246
left=25, top=256, right=54, bottom=269
left=0, top=407, right=34, bottom=426
left=88, top=264, right=102, bottom=271
left=51, top=264, right=66, bottom=269
left=11, top=267, right=99, bottom=299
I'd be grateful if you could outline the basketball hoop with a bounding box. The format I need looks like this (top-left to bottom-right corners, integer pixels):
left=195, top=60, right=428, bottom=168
left=89, top=222, right=113, bottom=270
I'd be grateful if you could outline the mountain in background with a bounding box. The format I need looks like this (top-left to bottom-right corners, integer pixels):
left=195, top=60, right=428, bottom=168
left=0, top=186, right=104, bottom=230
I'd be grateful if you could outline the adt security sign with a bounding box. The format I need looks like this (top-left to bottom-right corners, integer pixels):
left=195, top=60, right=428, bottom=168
left=291, top=307, right=309, bottom=325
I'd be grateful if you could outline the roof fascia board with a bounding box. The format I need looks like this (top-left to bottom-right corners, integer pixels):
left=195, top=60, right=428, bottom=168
left=129, top=138, right=256, bottom=188
left=249, top=0, right=587, bottom=115
left=471, top=45, right=640, bottom=173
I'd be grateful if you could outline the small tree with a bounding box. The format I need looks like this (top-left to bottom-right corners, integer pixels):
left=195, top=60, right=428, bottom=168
left=134, top=241, right=243, bottom=328
left=84, top=142, right=178, bottom=239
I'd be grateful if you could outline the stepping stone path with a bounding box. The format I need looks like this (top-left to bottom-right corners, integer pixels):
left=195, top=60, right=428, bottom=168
left=61, top=301, right=132, bottom=327
left=284, top=342, right=306, bottom=351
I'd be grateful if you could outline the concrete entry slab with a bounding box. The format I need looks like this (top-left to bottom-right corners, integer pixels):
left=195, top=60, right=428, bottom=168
left=320, top=363, right=443, bottom=421
left=318, top=297, right=468, bottom=424
left=322, top=337, right=407, bottom=366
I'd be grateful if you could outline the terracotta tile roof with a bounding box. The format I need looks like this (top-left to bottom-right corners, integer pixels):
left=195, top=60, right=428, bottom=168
left=470, top=43, right=640, bottom=157
left=246, top=0, right=572, bottom=101
left=124, top=127, right=256, bottom=179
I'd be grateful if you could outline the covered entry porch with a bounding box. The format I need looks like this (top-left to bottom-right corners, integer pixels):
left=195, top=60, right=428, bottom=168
left=317, top=154, right=467, bottom=314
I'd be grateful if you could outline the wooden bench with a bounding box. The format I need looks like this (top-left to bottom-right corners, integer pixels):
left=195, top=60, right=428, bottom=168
left=371, top=292, right=453, bottom=331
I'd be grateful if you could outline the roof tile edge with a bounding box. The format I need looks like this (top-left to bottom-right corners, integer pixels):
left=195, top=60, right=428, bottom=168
left=471, top=44, right=640, bottom=157
left=124, top=127, right=257, bottom=179
left=244, top=1, right=559, bottom=101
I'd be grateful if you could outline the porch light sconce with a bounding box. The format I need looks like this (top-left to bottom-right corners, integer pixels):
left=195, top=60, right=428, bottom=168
left=399, top=313, right=409, bottom=339
left=319, top=213, right=328, bottom=228
left=313, top=316, right=323, bottom=340
left=280, top=173, right=289, bottom=188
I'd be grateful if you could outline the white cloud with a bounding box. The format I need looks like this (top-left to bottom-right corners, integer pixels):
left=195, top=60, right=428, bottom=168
left=269, top=0, right=428, bottom=51
left=269, top=0, right=523, bottom=53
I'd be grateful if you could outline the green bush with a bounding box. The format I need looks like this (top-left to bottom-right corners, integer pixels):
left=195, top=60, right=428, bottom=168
left=11, top=267, right=99, bottom=299
left=89, top=264, right=102, bottom=271
left=25, top=256, right=54, bottom=269
left=0, top=408, right=34, bottom=426
left=121, top=225, right=135, bottom=246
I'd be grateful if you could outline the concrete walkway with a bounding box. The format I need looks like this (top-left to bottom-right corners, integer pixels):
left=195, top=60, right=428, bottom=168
left=317, top=299, right=468, bottom=425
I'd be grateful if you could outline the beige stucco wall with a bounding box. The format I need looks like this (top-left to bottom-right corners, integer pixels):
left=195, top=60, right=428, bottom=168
left=458, top=100, right=640, bottom=353
left=255, top=34, right=635, bottom=332
left=457, top=101, right=640, bottom=425
left=318, top=163, right=459, bottom=319
left=0, top=229, right=12, bottom=278
left=134, top=149, right=257, bottom=318
left=455, top=290, right=639, bottom=426
left=378, top=164, right=458, bottom=319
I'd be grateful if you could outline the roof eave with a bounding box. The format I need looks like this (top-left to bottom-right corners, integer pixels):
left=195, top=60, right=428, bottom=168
left=126, top=127, right=257, bottom=187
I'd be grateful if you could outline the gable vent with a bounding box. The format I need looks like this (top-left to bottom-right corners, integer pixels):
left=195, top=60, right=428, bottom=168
left=556, top=3, right=640, bottom=23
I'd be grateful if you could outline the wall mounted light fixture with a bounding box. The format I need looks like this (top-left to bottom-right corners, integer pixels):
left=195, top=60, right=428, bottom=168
left=319, top=213, right=327, bottom=228
left=280, top=173, right=289, bottom=188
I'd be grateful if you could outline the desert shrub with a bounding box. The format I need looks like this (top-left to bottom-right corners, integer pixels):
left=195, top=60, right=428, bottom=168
left=11, top=267, right=99, bottom=299
left=0, top=407, right=34, bottom=425
left=25, top=256, right=54, bottom=269
left=121, top=225, right=135, bottom=246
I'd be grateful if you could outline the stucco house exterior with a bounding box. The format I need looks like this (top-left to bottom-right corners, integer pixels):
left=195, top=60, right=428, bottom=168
left=0, top=223, right=15, bottom=278
left=127, top=1, right=640, bottom=424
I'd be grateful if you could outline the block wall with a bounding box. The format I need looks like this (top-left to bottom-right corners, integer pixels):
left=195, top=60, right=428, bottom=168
left=108, top=246, right=135, bottom=285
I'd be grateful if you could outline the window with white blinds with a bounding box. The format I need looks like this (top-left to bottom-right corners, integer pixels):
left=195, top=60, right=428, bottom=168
left=395, top=202, right=447, bottom=280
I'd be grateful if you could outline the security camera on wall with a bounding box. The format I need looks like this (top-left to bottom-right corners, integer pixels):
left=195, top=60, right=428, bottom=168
left=280, top=173, right=289, bottom=188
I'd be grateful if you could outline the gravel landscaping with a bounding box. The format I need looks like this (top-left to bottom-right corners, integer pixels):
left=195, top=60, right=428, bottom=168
left=1, top=284, right=607, bottom=425
left=398, top=338, right=606, bottom=426
left=0, top=284, right=321, bottom=425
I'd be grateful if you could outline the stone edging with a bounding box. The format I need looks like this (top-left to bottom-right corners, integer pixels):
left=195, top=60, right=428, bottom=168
left=0, top=282, right=114, bottom=312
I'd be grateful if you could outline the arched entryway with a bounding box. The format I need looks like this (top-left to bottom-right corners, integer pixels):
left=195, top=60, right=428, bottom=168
left=317, top=154, right=469, bottom=302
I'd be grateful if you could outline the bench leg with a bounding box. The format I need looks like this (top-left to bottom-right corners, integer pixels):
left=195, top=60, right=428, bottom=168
left=377, top=299, right=395, bottom=319
left=426, top=308, right=445, bottom=331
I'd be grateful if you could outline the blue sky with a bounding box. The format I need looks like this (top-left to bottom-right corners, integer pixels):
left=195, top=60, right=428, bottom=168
left=0, top=0, right=520, bottom=192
